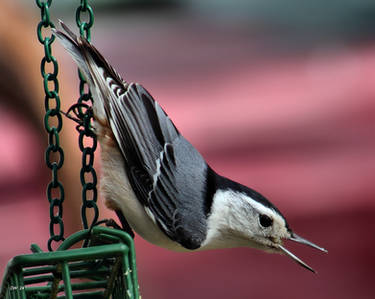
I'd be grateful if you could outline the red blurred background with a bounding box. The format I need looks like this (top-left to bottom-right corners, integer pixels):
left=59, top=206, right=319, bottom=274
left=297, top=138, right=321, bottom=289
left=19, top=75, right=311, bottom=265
left=1, top=1, right=375, bottom=298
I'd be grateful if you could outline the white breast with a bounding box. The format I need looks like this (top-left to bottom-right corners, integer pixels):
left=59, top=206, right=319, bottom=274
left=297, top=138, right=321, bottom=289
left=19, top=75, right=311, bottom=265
left=98, top=136, right=183, bottom=251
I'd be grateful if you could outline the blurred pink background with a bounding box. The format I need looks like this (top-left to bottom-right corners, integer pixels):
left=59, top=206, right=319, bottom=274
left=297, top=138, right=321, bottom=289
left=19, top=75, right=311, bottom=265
left=1, top=1, right=375, bottom=298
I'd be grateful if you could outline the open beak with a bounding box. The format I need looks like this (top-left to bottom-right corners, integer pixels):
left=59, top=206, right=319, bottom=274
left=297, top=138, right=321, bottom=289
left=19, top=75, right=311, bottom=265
left=277, top=233, right=327, bottom=273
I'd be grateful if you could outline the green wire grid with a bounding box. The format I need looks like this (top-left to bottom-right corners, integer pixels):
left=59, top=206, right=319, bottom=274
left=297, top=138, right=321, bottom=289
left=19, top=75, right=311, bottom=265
left=0, top=227, right=140, bottom=299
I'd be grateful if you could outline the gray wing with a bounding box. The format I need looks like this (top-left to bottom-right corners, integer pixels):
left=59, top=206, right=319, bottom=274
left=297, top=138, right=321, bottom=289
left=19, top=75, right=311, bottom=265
left=108, top=83, right=209, bottom=249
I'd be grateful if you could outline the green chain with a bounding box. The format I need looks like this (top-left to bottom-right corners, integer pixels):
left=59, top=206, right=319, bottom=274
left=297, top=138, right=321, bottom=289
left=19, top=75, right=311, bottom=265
left=36, top=0, right=65, bottom=251
left=75, top=0, right=98, bottom=231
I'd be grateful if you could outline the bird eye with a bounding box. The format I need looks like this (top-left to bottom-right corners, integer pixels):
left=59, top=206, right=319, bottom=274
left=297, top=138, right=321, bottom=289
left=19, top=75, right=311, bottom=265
left=259, top=214, right=273, bottom=228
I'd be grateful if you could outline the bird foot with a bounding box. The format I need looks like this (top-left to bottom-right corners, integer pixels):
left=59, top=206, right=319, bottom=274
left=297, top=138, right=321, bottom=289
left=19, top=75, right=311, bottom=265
left=94, top=218, right=135, bottom=239
left=61, top=102, right=94, bottom=132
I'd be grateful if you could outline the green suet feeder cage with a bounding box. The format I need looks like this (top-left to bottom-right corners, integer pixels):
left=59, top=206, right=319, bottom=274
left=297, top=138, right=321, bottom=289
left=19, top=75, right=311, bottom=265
left=0, top=227, right=139, bottom=299
left=0, top=1, right=140, bottom=298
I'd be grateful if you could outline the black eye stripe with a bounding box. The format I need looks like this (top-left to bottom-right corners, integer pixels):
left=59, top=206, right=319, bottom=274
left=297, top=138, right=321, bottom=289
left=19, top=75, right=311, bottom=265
left=259, top=214, right=273, bottom=228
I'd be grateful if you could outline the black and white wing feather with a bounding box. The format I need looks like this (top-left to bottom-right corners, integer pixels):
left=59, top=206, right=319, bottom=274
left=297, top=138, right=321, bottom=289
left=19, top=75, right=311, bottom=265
left=109, top=84, right=209, bottom=249
left=53, top=22, right=210, bottom=249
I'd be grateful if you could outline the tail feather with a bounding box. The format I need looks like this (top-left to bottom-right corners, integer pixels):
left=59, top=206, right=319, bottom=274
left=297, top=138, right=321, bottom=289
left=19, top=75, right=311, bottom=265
left=52, top=20, right=128, bottom=122
left=58, top=19, right=79, bottom=41
left=53, top=20, right=126, bottom=87
left=51, top=26, right=92, bottom=83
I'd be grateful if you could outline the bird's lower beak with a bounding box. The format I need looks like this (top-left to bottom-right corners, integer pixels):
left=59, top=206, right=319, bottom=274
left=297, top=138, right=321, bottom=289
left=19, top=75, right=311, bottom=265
left=276, top=233, right=327, bottom=273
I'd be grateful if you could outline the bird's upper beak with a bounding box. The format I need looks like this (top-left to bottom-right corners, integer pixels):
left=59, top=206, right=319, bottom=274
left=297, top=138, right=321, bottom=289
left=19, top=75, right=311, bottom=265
left=276, top=232, right=327, bottom=273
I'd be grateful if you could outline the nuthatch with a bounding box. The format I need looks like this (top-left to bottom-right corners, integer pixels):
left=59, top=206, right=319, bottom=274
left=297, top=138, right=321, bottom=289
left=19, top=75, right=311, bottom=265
left=53, top=21, right=327, bottom=273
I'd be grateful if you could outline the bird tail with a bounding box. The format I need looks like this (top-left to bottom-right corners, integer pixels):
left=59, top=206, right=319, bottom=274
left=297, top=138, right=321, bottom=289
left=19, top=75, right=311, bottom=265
left=52, top=20, right=93, bottom=83
left=52, top=20, right=126, bottom=122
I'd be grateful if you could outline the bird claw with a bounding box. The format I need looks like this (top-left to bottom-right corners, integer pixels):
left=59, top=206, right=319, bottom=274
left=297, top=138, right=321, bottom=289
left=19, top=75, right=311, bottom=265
left=103, top=218, right=122, bottom=230
left=92, top=218, right=135, bottom=239
left=61, top=102, right=94, bottom=132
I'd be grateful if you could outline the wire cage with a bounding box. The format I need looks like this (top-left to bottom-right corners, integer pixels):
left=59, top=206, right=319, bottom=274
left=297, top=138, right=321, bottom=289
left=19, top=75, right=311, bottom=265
left=0, top=226, right=140, bottom=299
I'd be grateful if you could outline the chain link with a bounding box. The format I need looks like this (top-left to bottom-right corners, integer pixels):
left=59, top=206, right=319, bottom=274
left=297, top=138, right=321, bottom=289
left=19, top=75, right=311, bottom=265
left=36, top=0, right=65, bottom=251
left=75, top=1, right=98, bottom=232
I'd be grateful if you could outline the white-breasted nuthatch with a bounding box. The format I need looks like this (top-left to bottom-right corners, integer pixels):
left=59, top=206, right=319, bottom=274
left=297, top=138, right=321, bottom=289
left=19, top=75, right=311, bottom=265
left=53, top=21, right=327, bottom=273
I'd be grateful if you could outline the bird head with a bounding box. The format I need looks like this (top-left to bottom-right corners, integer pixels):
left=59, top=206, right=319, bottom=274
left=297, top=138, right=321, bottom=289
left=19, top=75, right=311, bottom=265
left=206, top=187, right=327, bottom=272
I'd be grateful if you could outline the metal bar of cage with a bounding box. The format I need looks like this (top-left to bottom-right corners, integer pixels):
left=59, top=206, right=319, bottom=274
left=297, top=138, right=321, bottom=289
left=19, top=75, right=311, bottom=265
left=0, top=227, right=140, bottom=299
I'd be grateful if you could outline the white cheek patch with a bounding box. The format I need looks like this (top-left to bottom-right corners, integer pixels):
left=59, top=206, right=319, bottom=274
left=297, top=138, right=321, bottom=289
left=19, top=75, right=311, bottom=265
left=202, top=189, right=288, bottom=249
left=209, top=190, right=286, bottom=232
